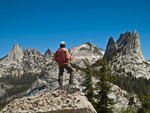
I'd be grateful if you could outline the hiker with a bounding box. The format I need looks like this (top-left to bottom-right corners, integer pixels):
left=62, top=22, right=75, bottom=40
left=54, top=41, right=74, bottom=86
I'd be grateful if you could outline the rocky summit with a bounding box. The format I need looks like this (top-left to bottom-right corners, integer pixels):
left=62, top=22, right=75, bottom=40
left=104, top=30, right=150, bottom=79
left=69, top=41, right=105, bottom=65
left=104, top=36, right=118, bottom=58
left=0, top=43, right=24, bottom=65
left=44, top=49, right=53, bottom=60
left=1, top=85, right=97, bottom=113
left=104, top=30, right=145, bottom=61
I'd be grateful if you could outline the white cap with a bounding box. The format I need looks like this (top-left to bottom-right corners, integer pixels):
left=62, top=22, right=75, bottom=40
left=60, top=41, right=65, bottom=45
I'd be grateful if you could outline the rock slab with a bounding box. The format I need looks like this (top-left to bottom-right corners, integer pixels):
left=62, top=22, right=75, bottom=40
left=1, top=85, right=97, bottom=113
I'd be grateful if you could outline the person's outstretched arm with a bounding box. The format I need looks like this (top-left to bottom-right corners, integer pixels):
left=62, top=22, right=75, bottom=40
left=66, top=50, right=71, bottom=61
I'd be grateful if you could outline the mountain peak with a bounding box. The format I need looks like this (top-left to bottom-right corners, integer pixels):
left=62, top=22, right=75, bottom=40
left=104, top=36, right=118, bottom=58
left=24, top=47, right=33, bottom=56
left=44, top=48, right=53, bottom=58
left=104, top=30, right=146, bottom=61
left=8, top=43, right=24, bottom=62
left=132, top=29, right=137, bottom=35
left=33, top=48, right=42, bottom=56
left=27, top=47, right=32, bottom=51
left=108, top=36, right=116, bottom=45
left=45, top=48, right=53, bottom=54
left=12, top=43, right=22, bottom=50
left=116, top=31, right=131, bottom=47
left=104, top=30, right=149, bottom=79
left=69, top=41, right=105, bottom=63
left=86, top=41, right=93, bottom=45
left=14, top=43, right=19, bottom=47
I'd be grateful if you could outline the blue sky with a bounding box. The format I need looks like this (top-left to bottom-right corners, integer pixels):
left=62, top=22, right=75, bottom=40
left=0, top=0, right=150, bottom=59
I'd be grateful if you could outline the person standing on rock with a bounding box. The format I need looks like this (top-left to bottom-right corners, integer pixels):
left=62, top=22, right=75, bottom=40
left=54, top=41, right=74, bottom=86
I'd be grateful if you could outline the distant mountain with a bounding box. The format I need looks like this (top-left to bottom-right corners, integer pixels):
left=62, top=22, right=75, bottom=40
left=69, top=41, right=104, bottom=65
left=0, top=34, right=148, bottom=112
left=104, top=30, right=150, bottom=79
left=0, top=43, right=24, bottom=65
left=0, top=42, right=104, bottom=104
left=44, top=48, right=53, bottom=60
left=0, top=44, right=54, bottom=105
left=0, top=44, right=53, bottom=77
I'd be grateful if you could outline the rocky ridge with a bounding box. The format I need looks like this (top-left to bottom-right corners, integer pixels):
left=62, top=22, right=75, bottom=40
left=0, top=45, right=54, bottom=105
left=1, top=85, right=97, bottom=113
left=0, top=44, right=24, bottom=65
left=104, top=36, right=118, bottom=58
left=44, top=48, right=53, bottom=60
left=109, top=84, right=140, bottom=112
left=0, top=42, right=103, bottom=77
left=0, top=45, right=53, bottom=77
left=0, top=42, right=104, bottom=105
left=69, top=41, right=105, bottom=65
left=0, top=35, right=146, bottom=112
left=104, top=30, right=150, bottom=79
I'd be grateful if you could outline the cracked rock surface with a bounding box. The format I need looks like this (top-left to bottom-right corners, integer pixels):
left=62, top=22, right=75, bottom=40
left=1, top=85, right=97, bottom=113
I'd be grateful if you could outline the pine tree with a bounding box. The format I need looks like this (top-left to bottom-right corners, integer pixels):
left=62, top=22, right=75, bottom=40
left=137, top=93, right=150, bottom=113
left=81, top=59, right=96, bottom=106
left=0, top=100, right=8, bottom=111
left=71, top=59, right=114, bottom=112
left=128, top=96, right=135, bottom=108
left=95, top=60, right=114, bottom=113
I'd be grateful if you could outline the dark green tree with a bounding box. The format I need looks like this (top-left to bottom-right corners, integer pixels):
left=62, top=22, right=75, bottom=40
left=0, top=100, right=8, bottom=111
left=81, top=59, right=96, bottom=106
left=137, top=93, right=150, bottom=113
left=128, top=96, right=135, bottom=108
left=71, top=59, right=114, bottom=112
left=95, top=60, right=114, bottom=113
left=111, top=74, right=150, bottom=100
